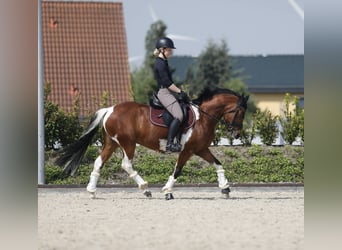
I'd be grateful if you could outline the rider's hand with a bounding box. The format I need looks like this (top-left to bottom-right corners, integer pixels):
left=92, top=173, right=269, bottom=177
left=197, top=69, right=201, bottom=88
left=179, top=90, right=190, bottom=103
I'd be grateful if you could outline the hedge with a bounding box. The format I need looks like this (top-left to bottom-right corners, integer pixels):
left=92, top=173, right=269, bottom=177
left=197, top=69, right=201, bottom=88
left=45, top=145, right=304, bottom=185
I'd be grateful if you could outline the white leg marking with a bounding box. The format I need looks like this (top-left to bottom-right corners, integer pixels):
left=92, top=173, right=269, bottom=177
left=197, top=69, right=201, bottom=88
left=86, top=156, right=103, bottom=194
left=121, top=151, right=148, bottom=189
left=87, top=171, right=100, bottom=194
left=214, top=163, right=229, bottom=189
left=162, top=175, right=177, bottom=193
left=93, top=155, right=102, bottom=172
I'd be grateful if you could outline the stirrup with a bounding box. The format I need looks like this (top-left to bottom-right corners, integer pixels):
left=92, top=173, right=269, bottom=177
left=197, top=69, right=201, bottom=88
left=166, top=143, right=182, bottom=152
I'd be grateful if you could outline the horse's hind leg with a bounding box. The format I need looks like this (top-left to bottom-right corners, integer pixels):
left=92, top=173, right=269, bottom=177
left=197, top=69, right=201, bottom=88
left=120, top=144, right=151, bottom=197
left=195, top=148, right=230, bottom=197
left=87, top=135, right=117, bottom=198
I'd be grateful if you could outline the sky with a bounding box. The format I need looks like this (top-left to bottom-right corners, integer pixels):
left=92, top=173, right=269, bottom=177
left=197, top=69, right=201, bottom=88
left=117, top=0, right=304, bottom=68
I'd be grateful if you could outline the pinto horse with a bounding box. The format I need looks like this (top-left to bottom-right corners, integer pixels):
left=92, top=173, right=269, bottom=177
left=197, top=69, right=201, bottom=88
left=56, top=87, right=249, bottom=199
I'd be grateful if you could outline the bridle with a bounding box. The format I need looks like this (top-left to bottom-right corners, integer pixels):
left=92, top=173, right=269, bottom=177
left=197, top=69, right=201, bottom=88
left=190, top=99, right=246, bottom=132
left=221, top=105, right=246, bottom=132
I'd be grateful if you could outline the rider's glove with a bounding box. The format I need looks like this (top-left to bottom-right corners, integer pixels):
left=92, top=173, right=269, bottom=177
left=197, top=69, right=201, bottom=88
left=179, top=90, right=190, bottom=103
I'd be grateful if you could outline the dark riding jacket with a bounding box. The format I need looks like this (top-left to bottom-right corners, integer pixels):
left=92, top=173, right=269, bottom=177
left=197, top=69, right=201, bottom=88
left=153, top=57, right=173, bottom=88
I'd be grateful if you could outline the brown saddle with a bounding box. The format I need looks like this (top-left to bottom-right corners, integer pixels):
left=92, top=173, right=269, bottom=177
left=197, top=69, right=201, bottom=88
left=149, top=105, right=196, bottom=130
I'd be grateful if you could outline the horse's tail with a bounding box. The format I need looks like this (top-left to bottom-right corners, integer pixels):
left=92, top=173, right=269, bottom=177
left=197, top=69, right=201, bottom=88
left=55, top=107, right=111, bottom=176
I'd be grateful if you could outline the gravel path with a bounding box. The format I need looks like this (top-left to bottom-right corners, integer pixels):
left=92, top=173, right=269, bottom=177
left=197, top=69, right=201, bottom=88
left=38, top=186, right=304, bottom=250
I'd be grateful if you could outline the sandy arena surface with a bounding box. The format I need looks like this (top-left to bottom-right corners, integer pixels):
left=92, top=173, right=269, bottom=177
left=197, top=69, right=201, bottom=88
left=38, top=186, right=304, bottom=250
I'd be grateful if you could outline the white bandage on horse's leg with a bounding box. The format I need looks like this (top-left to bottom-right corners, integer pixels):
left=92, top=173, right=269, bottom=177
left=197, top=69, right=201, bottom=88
left=93, top=155, right=102, bottom=173
left=121, top=153, right=148, bottom=189
left=215, top=164, right=229, bottom=189
left=86, top=156, right=102, bottom=193
left=87, top=171, right=100, bottom=193
left=162, top=175, right=177, bottom=193
left=130, top=171, right=148, bottom=190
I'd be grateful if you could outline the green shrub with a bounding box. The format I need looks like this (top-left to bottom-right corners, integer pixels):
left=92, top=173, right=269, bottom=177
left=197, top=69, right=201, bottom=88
left=279, top=93, right=302, bottom=144
left=240, top=118, right=257, bottom=146
left=247, top=145, right=263, bottom=157
left=46, top=145, right=304, bottom=184
left=298, top=109, right=304, bottom=142
left=255, top=109, right=278, bottom=145
left=223, top=148, right=239, bottom=158
left=44, top=82, right=83, bottom=149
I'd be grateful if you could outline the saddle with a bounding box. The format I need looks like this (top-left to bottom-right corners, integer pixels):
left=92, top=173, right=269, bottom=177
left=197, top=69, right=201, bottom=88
left=149, top=92, right=196, bottom=130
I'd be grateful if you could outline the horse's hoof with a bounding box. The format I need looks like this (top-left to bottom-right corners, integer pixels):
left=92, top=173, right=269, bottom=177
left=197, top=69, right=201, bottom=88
left=223, top=193, right=229, bottom=198
left=89, top=192, right=96, bottom=199
left=165, top=193, right=174, bottom=200
left=221, top=187, right=230, bottom=198
left=143, top=190, right=152, bottom=198
left=139, top=182, right=148, bottom=190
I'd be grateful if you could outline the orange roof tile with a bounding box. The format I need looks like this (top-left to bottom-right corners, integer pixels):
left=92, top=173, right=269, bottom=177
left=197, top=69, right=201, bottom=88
left=42, top=1, right=132, bottom=117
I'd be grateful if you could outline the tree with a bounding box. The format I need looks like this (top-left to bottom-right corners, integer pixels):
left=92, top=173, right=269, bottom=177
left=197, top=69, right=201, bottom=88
left=143, top=20, right=167, bottom=70
left=187, top=40, right=233, bottom=96
left=131, top=20, right=167, bottom=104
left=131, top=66, right=155, bottom=104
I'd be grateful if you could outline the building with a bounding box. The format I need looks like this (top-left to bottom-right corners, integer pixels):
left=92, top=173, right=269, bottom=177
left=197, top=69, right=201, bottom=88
left=42, top=1, right=132, bottom=117
left=169, top=54, right=304, bottom=116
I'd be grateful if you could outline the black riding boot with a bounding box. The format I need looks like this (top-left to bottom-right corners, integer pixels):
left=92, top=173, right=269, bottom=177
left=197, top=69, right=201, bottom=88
left=166, top=118, right=182, bottom=152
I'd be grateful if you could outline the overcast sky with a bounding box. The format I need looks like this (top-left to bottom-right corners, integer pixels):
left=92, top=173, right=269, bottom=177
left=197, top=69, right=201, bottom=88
left=118, top=0, right=304, bottom=68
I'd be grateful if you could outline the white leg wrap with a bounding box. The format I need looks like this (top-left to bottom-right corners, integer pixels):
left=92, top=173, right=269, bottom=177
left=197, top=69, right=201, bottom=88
left=216, top=169, right=229, bottom=189
left=87, top=171, right=100, bottom=193
left=121, top=153, right=148, bottom=190
left=93, top=156, right=103, bottom=172
left=162, top=175, right=177, bottom=193
left=130, top=171, right=148, bottom=190
left=121, top=154, right=135, bottom=175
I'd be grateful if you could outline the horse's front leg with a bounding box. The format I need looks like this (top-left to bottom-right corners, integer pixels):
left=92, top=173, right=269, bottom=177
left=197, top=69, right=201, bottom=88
left=162, top=151, right=192, bottom=200
left=195, top=148, right=231, bottom=198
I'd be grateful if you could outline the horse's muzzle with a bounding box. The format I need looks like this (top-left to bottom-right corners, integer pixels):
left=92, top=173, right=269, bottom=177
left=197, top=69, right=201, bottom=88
left=230, top=130, right=241, bottom=139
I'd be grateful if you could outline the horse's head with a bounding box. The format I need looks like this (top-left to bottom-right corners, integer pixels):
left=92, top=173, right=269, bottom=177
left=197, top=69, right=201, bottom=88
left=194, top=87, right=249, bottom=139
left=221, top=93, right=249, bottom=139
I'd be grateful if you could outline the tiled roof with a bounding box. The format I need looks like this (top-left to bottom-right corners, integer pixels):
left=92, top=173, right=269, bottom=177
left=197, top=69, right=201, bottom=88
left=169, top=55, right=304, bottom=94
left=42, top=1, right=132, bottom=117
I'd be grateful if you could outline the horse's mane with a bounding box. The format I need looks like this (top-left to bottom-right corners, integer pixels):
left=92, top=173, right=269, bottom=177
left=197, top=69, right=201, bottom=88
left=192, top=87, right=240, bottom=105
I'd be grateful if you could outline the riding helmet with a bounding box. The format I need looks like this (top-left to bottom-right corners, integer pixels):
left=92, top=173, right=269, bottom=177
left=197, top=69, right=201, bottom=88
left=156, top=37, right=176, bottom=49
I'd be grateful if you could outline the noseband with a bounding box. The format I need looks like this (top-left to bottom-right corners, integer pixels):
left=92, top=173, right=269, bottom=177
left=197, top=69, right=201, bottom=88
left=221, top=105, right=245, bottom=132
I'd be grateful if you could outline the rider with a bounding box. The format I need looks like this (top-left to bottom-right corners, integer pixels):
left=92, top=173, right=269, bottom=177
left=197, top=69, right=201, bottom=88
left=153, top=37, right=189, bottom=152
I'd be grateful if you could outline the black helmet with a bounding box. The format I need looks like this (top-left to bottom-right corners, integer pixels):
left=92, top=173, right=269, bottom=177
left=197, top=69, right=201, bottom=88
left=156, top=37, right=176, bottom=49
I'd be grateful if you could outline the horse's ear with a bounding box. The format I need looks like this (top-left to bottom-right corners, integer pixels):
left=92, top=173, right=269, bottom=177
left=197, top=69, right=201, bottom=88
left=241, top=93, right=249, bottom=101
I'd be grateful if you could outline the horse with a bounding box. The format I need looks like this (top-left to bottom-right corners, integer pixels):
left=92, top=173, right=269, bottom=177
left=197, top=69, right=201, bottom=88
left=56, top=87, right=249, bottom=200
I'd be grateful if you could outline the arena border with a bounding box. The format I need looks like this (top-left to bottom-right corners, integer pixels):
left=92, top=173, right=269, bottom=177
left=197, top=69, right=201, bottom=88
left=38, top=183, right=304, bottom=188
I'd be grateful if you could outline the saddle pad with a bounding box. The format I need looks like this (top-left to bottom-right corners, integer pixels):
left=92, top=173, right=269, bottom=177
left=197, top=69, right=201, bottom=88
left=149, top=105, right=196, bottom=130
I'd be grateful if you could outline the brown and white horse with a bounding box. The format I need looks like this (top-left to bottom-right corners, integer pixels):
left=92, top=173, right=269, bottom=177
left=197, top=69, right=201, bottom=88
left=56, top=87, right=248, bottom=199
